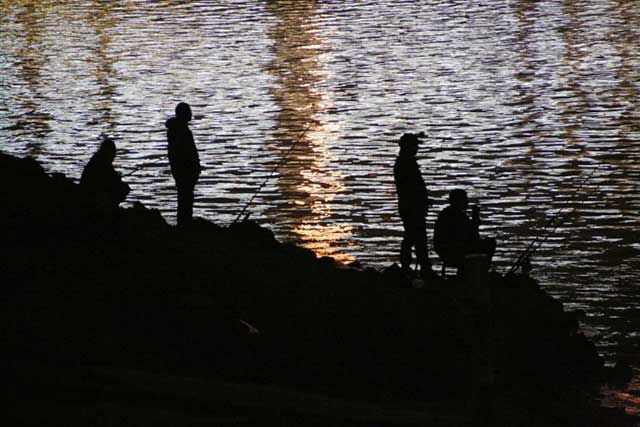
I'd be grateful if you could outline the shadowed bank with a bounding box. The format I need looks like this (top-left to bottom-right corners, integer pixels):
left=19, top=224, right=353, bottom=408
left=1, top=152, right=635, bottom=426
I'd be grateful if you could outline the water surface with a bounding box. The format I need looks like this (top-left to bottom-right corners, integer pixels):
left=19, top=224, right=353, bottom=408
left=1, top=0, right=638, bottom=414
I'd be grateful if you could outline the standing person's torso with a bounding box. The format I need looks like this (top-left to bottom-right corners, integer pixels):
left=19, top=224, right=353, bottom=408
left=394, top=155, right=427, bottom=215
left=166, top=118, right=200, bottom=183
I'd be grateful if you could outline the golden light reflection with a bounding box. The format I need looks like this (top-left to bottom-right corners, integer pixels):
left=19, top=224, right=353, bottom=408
left=601, top=370, right=640, bottom=417
left=265, top=0, right=354, bottom=263
left=605, top=1, right=640, bottom=216
left=558, top=0, right=590, bottom=155
left=509, top=0, right=543, bottom=189
left=2, top=0, right=54, bottom=151
left=0, top=0, right=126, bottom=149
left=86, top=0, right=120, bottom=131
left=614, top=392, right=640, bottom=416
left=557, top=1, right=640, bottom=237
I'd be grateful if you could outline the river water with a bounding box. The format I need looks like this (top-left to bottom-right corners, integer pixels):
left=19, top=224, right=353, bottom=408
left=1, top=0, right=638, bottom=414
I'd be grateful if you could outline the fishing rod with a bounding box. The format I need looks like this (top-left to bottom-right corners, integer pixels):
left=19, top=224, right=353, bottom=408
left=122, top=157, right=166, bottom=177
left=530, top=181, right=607, bottom=277
left=519, top=170, right=604, bottom=270
left=508, top=167, right=598, bottom=274
left=507, top=166, right=599, bottom=274
left=232, top=123, right=313, bottom=225
left=97, top=127, right=167, bottom=178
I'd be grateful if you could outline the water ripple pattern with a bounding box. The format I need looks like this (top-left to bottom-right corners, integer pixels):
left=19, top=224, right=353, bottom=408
left=1, top=0, right=639, bottom=401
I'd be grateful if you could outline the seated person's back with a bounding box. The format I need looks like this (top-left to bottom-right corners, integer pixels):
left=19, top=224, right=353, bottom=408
left=80, top=138, right=130, bottom=209
left=434, top=189, right=494, bottom=270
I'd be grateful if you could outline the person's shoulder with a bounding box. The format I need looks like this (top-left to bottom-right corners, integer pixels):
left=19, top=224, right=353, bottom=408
left=438, top=205, right=455, bottom=218
left=435, top=207, right=448, bottom=228
left=165, top=117, right=179, bottom=129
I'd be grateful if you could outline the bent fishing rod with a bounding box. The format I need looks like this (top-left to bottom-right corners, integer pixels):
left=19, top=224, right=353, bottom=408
left=507, top=166, right=599, bottom=274
left=232, top=124, right=312, bottom=225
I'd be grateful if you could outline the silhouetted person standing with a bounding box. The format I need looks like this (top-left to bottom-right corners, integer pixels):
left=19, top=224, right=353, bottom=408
left=434, top=189, right=496, bottom=273
left=80, top=137, right=130, bottom=209
left=166, top=102, right=201, bottom=227
left=394, top=132, right=432, bottom=276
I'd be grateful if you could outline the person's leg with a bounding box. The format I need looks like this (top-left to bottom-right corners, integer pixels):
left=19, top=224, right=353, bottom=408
left=176, top=182, right=194, bottom=227
left=177, top=184, right=186, bottom=226
left=481, top=237, right=496, bottom=264
left=400, top=216, right=415, bottom=272
left=184, top=183, right=194, bottom=223
left=415, top=224, right=431, bottom=274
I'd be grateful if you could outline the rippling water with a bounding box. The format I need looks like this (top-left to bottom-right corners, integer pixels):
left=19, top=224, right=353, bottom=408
left=1, top=0, right=639, bottom=414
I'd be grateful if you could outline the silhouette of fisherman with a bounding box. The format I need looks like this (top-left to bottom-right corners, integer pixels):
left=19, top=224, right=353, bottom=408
left=80, top=137, right=130, bottom=209
left=434, top=189, right=496, bottom=273
left=394, top=132, right=433, bottom=277
left=166, top=102, right=201, bottom=227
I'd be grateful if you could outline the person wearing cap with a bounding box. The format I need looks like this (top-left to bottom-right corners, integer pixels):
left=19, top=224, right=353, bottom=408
left=433, top=189, right=496, bottom=273
left=80, top=137, right=130, bottom=209
left=166, top=102, right=201, bottom=227
left=394, top=132, right=433, bottom=277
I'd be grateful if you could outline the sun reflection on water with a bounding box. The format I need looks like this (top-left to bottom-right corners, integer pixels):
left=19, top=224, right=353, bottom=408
left=264, top=0, right=355, bottom=263
left=0, top=2, right=639, bottom=414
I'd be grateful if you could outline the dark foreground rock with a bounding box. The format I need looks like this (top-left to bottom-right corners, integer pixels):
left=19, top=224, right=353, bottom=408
left=1, top=152, right=634, bottom=426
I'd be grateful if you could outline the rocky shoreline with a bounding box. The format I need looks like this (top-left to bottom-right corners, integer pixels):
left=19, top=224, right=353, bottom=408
left=1, top=152, right=634, bottom=426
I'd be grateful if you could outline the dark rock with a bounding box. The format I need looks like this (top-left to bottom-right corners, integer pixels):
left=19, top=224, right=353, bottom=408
left=606, top=362, right=634, bottom=387
left=1, top=151, right=632, bottom=426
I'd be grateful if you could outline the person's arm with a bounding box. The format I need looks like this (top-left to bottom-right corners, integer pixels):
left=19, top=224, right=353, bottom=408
left=470, top=205, right=481, bottom=239
left=110, top=167, right=130, bottom=202
left=195, top=145, right=201, bottom=175
left=419, top=179, right=429, bottom=211
left=187, top=130, right=201, bottom=176
left=471, top=205, right=480, bottom=227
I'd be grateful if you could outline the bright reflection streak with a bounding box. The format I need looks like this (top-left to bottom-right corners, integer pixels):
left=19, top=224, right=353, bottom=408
left=601, top=369, right=640, bottom=417
left=293, top=120, right=354, bottom=263
left=265, top=0, right=354, bottom=263
left=1, top=3, right=640, bottom=411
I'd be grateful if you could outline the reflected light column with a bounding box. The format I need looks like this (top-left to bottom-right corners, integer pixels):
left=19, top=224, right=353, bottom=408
left=264, top=1, right=354, bottom=263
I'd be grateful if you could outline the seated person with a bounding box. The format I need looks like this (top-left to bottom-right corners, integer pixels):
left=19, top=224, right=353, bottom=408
left=434, top=189, right=495, bottom=272
left=80, top=137, right=130, bottom=209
